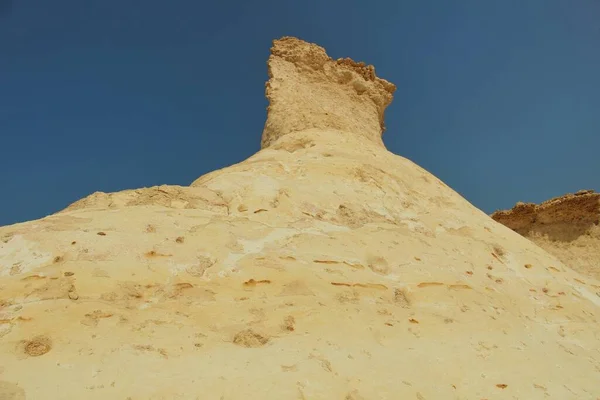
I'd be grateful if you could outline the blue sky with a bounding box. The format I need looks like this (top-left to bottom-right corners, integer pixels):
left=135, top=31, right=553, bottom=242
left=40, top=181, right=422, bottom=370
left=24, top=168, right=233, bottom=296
left=1, top=0, right=598, bottom=226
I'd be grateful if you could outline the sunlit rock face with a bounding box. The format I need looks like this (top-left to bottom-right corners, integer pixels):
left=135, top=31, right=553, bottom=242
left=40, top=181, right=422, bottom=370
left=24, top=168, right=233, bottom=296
left=1, top=37, right=599, bottom=400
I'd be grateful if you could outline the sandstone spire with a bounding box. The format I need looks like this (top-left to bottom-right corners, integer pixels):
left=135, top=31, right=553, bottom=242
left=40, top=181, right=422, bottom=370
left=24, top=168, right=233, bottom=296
left=261, top=37, right=397, bottom=149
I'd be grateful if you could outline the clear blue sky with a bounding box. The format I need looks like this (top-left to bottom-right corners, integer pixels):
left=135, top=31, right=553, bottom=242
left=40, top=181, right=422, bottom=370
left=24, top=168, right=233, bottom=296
left=1, top=0, right=599, bottom=226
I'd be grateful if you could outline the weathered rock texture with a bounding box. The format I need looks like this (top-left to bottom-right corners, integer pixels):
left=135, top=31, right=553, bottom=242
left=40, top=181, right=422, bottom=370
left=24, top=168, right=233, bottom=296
left=1, top=37, right=600, bottom=400
left=492, top=189, right=600, bottom=280
left=261, top=36, right=396, bottom=149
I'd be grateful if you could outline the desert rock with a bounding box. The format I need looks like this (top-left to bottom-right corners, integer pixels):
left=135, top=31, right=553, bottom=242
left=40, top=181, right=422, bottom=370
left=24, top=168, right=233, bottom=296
left=1, top=37, right=599, bottom=400
left=492, top=189, right=600, bottom=280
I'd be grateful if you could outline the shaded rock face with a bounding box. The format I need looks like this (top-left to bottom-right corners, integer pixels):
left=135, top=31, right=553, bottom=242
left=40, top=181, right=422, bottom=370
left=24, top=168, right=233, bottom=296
left=492, top=190, right=600, bottom=279
left=1, top=37, right=600, bottom=400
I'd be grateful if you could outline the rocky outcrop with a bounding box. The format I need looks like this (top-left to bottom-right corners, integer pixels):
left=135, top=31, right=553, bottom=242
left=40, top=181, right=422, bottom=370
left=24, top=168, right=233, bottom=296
left=492, top=190, right=600, bottom=279
left=261, top=36, right=396, bottom=149
left=491, top=190, right=600, bottom=233
left=1, top=37, right=600, bottom=400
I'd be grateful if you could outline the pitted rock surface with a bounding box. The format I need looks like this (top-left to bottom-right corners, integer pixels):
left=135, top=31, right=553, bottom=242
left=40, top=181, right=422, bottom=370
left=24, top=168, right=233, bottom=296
left=1, top=37, right=599, bottom=400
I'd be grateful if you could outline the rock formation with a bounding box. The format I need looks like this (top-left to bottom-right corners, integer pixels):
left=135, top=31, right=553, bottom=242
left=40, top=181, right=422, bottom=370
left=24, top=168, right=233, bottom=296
left=1, top=37, right=599, bottom=399
left=492, top=189, right=600, bottom=280
left=261, top=36, right=396, bottom=148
